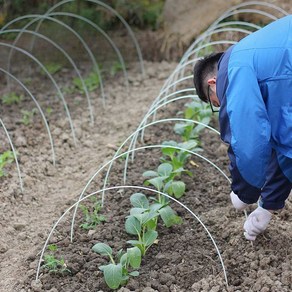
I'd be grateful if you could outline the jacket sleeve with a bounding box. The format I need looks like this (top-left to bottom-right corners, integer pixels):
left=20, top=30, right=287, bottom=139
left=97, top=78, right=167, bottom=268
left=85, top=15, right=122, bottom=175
left=227, top=145, right=262, bottom=203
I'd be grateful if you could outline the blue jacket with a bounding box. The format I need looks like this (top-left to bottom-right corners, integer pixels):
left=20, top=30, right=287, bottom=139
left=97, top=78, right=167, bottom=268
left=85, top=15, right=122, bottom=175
left=216, top=15, right=292, bottom=206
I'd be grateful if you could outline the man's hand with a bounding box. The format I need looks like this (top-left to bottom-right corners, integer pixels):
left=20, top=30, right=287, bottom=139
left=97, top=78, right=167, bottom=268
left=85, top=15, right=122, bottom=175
left=243, top=206, right=272, bottom=241
left=230, top=191, right=248, bottom=210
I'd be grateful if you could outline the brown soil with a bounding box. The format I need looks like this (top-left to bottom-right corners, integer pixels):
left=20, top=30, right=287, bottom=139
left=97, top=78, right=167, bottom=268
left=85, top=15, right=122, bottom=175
left=0, top=1, right=292, bottom=292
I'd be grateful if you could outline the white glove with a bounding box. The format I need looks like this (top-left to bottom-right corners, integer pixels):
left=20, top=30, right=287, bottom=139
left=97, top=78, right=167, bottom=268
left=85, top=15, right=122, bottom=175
left=230, top=191, right=248, bottom=210
left=243, top=206, right=272, bottom=241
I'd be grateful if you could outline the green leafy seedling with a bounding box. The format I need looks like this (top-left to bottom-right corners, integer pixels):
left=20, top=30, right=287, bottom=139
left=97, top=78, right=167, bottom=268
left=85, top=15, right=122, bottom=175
left=92, top=242, right=141, bottom=289
left=46, top=107, right=53, bottom=116
left=0, top=150, right=14, bottom=177
left=126, top=193, right=181, bottom=249
left=43, top=244, right=70, bottom=274
left=110, top=61, right=123, bottom=76
left=43, top=62, right=62, bottom=75
left=21, top=108, right=37, bottom=125
left=143, top=162, right=187, bottom=199
left=161, top=140, right=199, bottom=175
left=73, top=71, right=100, bottom=93
left=1, top=92, right=23, bottom=105
left=125, top=193, right=159, bottom=256
left=79, top=198, right=106, bottom=230
left=174, top=99, right=212, bottom=142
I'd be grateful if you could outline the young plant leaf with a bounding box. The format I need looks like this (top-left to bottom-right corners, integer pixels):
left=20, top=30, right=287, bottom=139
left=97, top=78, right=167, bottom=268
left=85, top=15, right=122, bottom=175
left=159, top=205, right=182, bottom=227
left=92, top=242, right=112, bottom=256
left=146, top=176, right=167, bottom=191
left=120, top=253, right=128, bottom=266
left=178, top=140, right=198, bottom=150
left=127, top=240, right=143, bottom=246
left=157, top=163, right=173, bottom=176
left=145, top=218, right=157, bottom=230
left=130, top=207, right=147, bottom=216
left=125, top=216, right=141, bottom=235
left=142, top=170, right=158, bottom=177
left=173, top=122, right=188, bottom=136
left=171, top=181, right=186, bottom=198
left=161, top=140, right=178, bottom=157
left=130, top=193, right=149, bottom=208
left=127, top=246, right=141, bottom=269
left=129, top=271, right=139, bottom=277
left=144, top=230, right=158, bottom=247
left=134, top=211, right=158, bottom=225
left=149, top=203, right=163, bottom=212
left=102, top=263, right=123, bottom=289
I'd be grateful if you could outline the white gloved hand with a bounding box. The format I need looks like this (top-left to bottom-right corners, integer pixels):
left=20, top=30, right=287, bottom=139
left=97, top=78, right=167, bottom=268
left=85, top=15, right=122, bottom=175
left=243, top=206, right=272, bottom=241
left=230, top=191, right=248, bottom=210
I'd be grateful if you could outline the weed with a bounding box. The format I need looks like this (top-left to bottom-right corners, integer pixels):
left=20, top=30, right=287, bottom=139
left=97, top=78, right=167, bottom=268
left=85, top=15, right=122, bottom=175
left=43, top=244, right=70, bottom=274
left=0, top=150, right=14, bottom=177
left=43, top=62, right=62, bottom=75
left=1, top=92, right=23, bottom=105
left=73, top=71, right=100, bottom=93
left=20, top=108, right=37, bottom=125
left=110, top=61, right=123, bottom=76
left=79, top=198, right=106, bottom=230
left=46, top=107, right=53, bottom=116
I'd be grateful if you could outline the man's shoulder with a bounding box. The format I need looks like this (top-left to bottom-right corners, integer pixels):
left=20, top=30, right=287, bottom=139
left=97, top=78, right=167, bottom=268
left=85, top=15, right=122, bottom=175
left=218, top=45, right=234, bottom=72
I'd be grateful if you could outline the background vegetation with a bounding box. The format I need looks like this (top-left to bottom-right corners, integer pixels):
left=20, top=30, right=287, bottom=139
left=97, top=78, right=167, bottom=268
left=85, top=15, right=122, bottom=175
left=0, top=0, right=165, bottom=30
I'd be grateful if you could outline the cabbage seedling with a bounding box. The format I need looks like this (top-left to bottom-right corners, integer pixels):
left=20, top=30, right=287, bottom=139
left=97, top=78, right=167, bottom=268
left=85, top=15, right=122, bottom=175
left=125, top=193, right=159, bottom=256
left=174, top=99, right=212, bottom=142
left=161, top=140, right=199, bottom=175
left=143, top=162, right=187, bottom=199
left=92, top=242, right=141, bottom=289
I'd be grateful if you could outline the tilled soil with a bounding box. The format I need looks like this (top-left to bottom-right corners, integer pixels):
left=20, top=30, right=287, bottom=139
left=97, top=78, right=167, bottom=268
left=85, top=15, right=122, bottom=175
left=0, top=60, right=291, bottom=292
left=1, top=1, right=292, bottom=290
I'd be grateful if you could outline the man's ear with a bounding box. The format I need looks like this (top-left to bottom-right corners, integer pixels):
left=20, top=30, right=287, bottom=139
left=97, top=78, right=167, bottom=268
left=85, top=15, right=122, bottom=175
left=207, top=77, right=216, bottom=85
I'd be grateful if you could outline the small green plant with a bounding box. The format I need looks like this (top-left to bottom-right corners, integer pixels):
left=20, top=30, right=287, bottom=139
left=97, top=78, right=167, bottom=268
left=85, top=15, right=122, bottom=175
left=0, top=150, right=14, bottom=177
left=93, top=191, right=181, bottom=290
left=46, top=107, right=53, bottom=116
left=92, top=242, right=141, bottom=289
left=161, top=140, right=200, bottom=174
left=73, top=71, right=100, bottom=93
left=143, top=161, right=189, bottom=199
left=79, top=198, right=106, bottom=230
left=43, top=62, right=62, bottom=75
left=20, top=108, right=37, bottom=125
left=1, top=92, right=23, bottom=105
left=43, top=244, right=70, bottom=274
left=125, top=193, right=160, bottom=255
left=174, top=100, right=212, bottom=142
left=131, top=191, right=181, bottom=230
left=110, top=61, right=123, bottom=76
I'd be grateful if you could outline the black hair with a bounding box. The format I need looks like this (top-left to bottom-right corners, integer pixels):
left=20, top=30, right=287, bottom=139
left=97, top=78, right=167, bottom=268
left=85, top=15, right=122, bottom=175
left=193, top=52, right=224, bottom=102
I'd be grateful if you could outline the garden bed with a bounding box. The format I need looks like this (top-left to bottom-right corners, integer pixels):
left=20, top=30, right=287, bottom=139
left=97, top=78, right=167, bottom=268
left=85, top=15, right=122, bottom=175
left=1, top=62, right=289, bottom=291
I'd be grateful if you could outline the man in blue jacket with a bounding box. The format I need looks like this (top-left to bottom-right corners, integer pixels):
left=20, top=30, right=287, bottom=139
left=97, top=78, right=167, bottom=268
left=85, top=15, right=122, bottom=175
left=193, top=15, right=292, bottom=241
